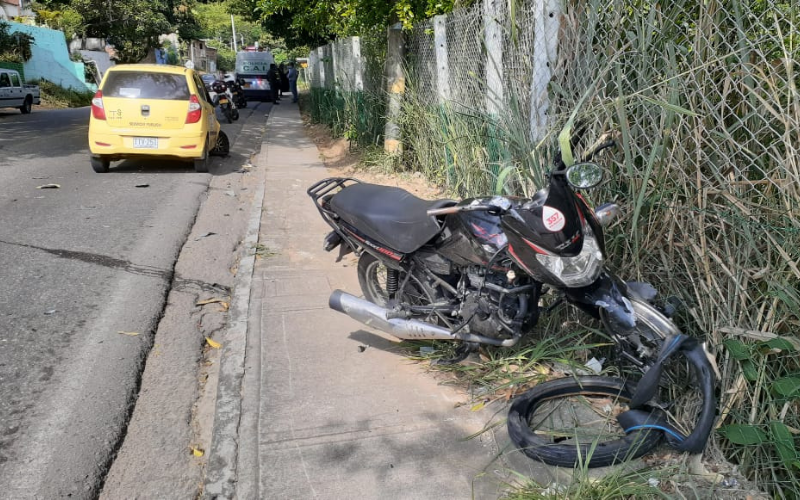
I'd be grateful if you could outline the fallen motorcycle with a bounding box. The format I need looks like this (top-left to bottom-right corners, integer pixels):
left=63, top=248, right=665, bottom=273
left=308, top=133, right=717, bottom=467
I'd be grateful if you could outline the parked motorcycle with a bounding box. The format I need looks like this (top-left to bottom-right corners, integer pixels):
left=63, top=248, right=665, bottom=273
left=210, top=80, right=239, bottom=124
left=225, top=75, right=247, bottom=109
left=308, top=132, right=717, bottom=467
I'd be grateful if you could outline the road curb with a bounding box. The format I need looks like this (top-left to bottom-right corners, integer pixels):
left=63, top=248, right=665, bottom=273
left=203, top=110, right=270, bottom=499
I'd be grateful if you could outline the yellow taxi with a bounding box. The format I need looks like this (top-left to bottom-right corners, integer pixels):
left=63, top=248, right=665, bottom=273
left=88, top=64, right=227, bottom=173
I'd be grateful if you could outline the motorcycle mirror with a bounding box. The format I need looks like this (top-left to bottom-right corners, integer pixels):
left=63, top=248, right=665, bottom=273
left=565, top=162, right=604, bottom=189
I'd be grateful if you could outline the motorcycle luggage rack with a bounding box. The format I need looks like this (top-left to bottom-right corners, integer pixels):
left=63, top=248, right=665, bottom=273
left=307, top=177, right=363, bottom=254
left=307, top=177, right=361, bottom=219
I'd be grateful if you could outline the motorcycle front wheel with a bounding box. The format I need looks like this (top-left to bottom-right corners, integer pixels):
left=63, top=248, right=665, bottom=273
left=602, top=300, right=709, bottom=454
left=507, top=376, right=663, bottom=468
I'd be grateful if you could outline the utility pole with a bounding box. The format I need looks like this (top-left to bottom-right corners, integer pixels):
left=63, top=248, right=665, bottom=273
left=231, top=15, right=238, bottom=52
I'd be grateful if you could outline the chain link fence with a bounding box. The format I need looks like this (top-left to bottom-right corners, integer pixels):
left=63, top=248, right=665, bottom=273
left=307, top=0, right=800, bottom=495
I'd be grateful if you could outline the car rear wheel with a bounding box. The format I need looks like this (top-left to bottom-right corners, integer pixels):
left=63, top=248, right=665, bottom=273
left=19, top=97, right=32, bottom=114
left=90, top=156, right=110, bottom=173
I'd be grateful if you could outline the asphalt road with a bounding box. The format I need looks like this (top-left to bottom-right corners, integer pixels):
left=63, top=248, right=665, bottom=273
left=0, top=104, right=261, bottom=497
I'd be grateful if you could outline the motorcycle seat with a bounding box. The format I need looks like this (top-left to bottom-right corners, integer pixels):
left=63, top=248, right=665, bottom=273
left=330, top=183, right=456, bottom=254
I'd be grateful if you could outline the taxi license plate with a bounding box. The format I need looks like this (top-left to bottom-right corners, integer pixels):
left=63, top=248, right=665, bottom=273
left=219, top=98, right=229, bottom=104
left=133, top=137, right=159, bottom=149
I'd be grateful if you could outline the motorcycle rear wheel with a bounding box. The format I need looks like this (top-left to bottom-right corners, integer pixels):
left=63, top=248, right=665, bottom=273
left=357, top=253, right=440, bottom=322
left=507, top=376, right=663, bottom=468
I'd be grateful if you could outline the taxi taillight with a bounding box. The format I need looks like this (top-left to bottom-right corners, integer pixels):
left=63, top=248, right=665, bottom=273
left=91, top=90, right=106, bottom=120
left=186, top=95, right=202, bottom=124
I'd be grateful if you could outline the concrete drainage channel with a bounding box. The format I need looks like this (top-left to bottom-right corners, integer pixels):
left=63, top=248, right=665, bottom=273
left=98, top=103, right=271, bottom=499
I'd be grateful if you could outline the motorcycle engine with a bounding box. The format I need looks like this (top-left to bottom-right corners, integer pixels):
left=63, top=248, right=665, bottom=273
left=458, top=267, right=531, bottom=339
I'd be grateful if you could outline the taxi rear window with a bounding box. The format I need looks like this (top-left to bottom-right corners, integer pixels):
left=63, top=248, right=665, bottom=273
left=102, top=72, right=191, bottom=100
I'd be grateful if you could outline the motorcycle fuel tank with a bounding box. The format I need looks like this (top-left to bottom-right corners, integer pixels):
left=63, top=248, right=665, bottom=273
left=434, top=197, right=521, bottom=266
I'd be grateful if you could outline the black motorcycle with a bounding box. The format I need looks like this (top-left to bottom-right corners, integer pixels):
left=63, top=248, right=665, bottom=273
left=228, top=78, right=247, bottom=109
left=307, top=136, right=716, bottom=467
left=210, top=80, right=239, bottom=124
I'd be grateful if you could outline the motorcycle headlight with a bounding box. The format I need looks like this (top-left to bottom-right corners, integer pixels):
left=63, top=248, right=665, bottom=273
left=534, top=227, right=603, bottom=287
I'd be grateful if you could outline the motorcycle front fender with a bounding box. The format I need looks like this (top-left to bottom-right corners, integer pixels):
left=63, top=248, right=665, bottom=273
left=564, top=271, right=636, bottom=328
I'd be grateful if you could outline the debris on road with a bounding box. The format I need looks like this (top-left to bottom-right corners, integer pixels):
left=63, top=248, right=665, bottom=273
left=117, top=331, right=141, bottom=336
left=196, top=298, right=227, bottom=307
left=205, top=337, right=222, bottom=349
left=36, top=184, right=61, bottom=189
left=195, top=232, right=217, bottom=240
left=190, top=446, right=204, bottom=457
left=135, top=184, right=150, bottom=188
left=44, top=309, right=57, bottom=315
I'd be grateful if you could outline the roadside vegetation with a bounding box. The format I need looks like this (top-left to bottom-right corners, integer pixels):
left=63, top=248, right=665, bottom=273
left=292, top=0, right=800, bottom=497
left=0, top=20, right=34, bottom=62
left=33, top=79, right=94, bottom=108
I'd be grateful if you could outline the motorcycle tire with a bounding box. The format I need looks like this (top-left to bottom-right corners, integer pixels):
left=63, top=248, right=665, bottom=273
left=232, top=109, right=240, bottom=121
left=507, top=376, right=663, bottom=468
left=224, top=108, right=233, bottom=124
left=357, top=253, right=441, bottom=322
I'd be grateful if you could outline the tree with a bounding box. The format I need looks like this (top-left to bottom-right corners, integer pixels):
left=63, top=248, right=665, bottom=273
left=228, top=0, right=461, bottom=49
left=194, top=2, right=263, bottom=48
left=0, top=20, right=35, bottom=62
left=31, top=0, right=202, bottom=62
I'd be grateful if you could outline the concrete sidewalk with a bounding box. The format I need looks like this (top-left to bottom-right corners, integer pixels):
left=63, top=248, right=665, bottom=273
left=206, top=101, right=541, bottom=499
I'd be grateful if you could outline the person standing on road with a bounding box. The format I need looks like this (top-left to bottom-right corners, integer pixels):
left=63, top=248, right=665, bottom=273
left=267, top=63, right=280, bottom=104
left=279, top=62, right=289, bottom=96
left=287, top=62, right=299, bottom=103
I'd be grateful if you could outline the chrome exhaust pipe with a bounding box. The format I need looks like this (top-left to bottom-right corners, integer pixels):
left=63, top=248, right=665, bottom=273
left=329, top=290, right=520, bottom=347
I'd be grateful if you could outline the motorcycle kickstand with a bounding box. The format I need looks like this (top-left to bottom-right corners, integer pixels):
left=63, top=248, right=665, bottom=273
left=433, top=342, right=479, bottom=366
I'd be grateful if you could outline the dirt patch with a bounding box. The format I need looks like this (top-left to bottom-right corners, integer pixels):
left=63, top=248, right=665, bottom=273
left=302, top=118, right=445, bottom=201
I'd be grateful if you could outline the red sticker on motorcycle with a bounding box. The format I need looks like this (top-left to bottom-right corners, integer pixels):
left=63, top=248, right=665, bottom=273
left=542, top=206, right=566, bottom=232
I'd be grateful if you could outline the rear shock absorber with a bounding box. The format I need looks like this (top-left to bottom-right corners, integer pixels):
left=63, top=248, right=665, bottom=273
left=386, top=269, right=399, bottom=298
